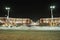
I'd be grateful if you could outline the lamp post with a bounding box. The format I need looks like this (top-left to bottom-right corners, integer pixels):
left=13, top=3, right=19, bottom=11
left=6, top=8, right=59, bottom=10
left=50, top=6, right=55, bottom=26
left=50, top=6, right=55, bottom=19
left=5, top=7, right=10, bottom=28
left=5, top=7, right=10, bottom=19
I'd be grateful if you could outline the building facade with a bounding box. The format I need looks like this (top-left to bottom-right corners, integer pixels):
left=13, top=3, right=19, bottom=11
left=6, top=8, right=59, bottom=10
left=40, top=18, right=60, bottom=26
left=0, top=17, right=32, bottom=27
left=0, top=17, right=60, bottom=27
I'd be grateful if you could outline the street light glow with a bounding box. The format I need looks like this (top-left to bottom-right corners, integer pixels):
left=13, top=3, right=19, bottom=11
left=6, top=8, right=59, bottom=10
left=50, top=6, right=55, bottom=9
left=5, top=7, right=10, bottom=10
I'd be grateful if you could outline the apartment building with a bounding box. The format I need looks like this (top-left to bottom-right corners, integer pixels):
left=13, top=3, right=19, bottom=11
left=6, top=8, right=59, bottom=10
left=40, top=17, right=60, bottom=26
left=0, top=17, right=31, bottom=27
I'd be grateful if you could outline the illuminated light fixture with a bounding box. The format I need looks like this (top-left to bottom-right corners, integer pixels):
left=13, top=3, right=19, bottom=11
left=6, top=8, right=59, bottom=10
left=50, top=6, right=55, bottom=9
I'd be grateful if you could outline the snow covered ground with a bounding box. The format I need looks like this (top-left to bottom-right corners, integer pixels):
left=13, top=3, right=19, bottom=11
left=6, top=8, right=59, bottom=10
left=0, top=26, right=60, bottom=30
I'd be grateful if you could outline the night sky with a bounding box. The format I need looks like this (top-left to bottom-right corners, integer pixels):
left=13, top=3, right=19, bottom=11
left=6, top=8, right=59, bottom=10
left=0, top=0, right=60, bottom=21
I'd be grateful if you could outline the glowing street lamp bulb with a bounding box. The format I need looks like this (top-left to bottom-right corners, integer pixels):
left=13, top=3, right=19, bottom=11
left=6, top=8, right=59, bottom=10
left=5, top=7, right=10, bottom=10
left=50, top=6, right=55, bottom=9
left=53, top=6, right=55, bottom=8
left=50, top=6, right=52, bottom=8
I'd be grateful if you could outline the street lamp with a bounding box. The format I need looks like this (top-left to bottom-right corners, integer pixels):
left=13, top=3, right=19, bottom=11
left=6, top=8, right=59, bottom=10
left=50, top=6, right=55, bottom=19
left=5, top=7, right=10, bottom=28
left=50, top=5, right=55, bottom=26
left=5, top=7, right=10, bottom=19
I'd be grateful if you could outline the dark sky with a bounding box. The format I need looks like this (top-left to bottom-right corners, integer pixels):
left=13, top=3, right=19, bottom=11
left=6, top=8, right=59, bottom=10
left=0, top=0, right=60, bottom=21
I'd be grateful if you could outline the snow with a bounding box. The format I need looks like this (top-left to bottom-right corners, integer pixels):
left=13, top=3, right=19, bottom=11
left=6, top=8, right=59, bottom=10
left=0, top=26, right=60, bottom=30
